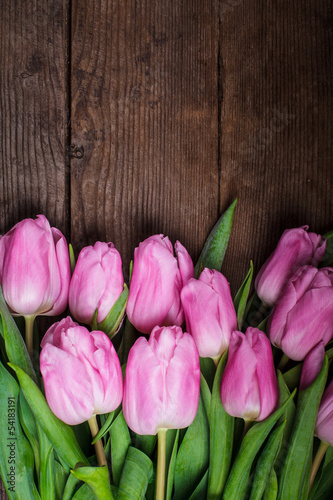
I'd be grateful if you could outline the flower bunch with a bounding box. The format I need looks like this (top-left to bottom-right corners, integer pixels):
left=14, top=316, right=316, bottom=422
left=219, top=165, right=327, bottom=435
left=0, top=203, right=333, bottom=500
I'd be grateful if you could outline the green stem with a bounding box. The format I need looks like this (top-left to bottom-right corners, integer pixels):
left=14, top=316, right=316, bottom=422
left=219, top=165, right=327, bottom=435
left=242, top=419, right=253, bottom=439
left=24, top=315, right=35, bottom=361
left=277, top=353, right=289, bottom=372
left=309, top=440, right=329, bottom=493
left=88, top=415, right=107, bottom=467
left=212, top=355, right=221, bottom=368
left=156, top=428, right=167, bottom=500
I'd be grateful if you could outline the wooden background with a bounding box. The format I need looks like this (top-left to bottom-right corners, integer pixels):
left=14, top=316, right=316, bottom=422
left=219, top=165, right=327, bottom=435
left=0, top=0, right=332, bottom=497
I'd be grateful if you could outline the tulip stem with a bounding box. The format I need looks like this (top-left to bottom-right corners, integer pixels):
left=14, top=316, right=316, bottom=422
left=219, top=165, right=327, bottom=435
left=277, top=353, right=289, bottom=372
left=156, top=428, right=167, bottom=500
left=24, top=315, right=35, bottom=361
left=88, top=415, right=108, bottom=468
left=309, top=440, right=329, bottom=493
left=242, top=420, right=253, bottom=439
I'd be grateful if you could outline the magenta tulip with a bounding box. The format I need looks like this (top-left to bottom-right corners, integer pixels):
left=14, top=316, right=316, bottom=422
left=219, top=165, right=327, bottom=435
left=40, top=317, right=123, bottom=426
left=180, top=268, right=237, bottom=359
left=123, top=325, right=200, bottom=435
left=69, top=241, right=124, bottom=325
left=315, top=378, right=333, bottom=446
left=221, top=328, right=279, bottom=421
left=255, top=226, right=326, bottom=306
left=268, top=266, right=333, bottom=361
left=0, top=215, right=70, bottom=317
left=299, top=342, right=325, bottom=391
left=126, top=235, right=194, bottom=334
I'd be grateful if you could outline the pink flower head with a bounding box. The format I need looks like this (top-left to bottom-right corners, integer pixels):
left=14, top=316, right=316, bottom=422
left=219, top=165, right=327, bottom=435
left=180, top=268, right=237, bottom=358
left=315, top=378, right=333, bottom=446
left=0, top=215, right=70, bottom=316
left=123, top=325, right=200, bottom=435
left=69, top=241, right=124, bottom=325
left=221, top=328, right=279, bottom=421
left=40, top=317, right=123, bottom=425
left=126, top=235, right=194, bottom=334
left=255, top=226, right=326, bottom=306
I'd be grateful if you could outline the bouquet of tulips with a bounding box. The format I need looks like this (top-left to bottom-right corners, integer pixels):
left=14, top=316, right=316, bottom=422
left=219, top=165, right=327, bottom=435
left=0, top=201, right=333, bottom=500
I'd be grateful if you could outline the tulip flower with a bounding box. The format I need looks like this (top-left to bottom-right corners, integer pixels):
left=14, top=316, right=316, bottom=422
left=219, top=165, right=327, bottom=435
left=180, top=268, right=237, bottom=360
left=69, top=241, right=124, bottom=326
left=0, top=215, right=71, bottom=358
left=315, top=378, right=333, bottom=446
left=123, top=325, right=200, bottom=435
left=299, top=342, right=325, bottom=391
left=268, top=266, right=333, bottom=361
left=40, top=316, right=123, bottom=426
left=220, top=328, right=279, bottom=421
left=126, top=235, right=194, bottom=334
left=255, top=226, right=326, bottom=306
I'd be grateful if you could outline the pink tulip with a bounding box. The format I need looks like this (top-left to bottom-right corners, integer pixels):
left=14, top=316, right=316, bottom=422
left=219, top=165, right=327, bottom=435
left=40, top=317, right=123, bottom=426
left=69, top=242, right=124, bottom=325
left=180, top=268, right=237, bottom=358
left=315, top=378, right=333, bottom=446
left=126, top=235, right=194, bottom=334
left=299, top=342, right=325, bottom=391
left=221, top=328, right=279, bottom=421
left=123, top=325, right=200, bottom=435
left=255, top=226, right=326, bottom=306
left=268, top=266, right=333, bottom=361
left=0, top=215, right=70, bottom=317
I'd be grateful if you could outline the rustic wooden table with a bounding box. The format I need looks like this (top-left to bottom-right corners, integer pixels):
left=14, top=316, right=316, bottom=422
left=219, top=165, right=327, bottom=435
left=1, top=0, right=332, bottom=498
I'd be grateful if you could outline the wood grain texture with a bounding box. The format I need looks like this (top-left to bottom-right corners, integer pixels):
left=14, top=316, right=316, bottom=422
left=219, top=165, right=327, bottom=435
left=70, top=0, right=220, bottom=277
left=0, top=0, right=69, bottom=238
left=220, top=0, right=333, bottom=294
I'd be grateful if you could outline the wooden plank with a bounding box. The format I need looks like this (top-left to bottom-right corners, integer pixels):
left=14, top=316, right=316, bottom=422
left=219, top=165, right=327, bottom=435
left=0, top=1, right=68, bottom=498
left=0, top=0, right=69, bottom=237
left=220, top=0, right=333, bottom=294
left=70, top=0, right=220, bottom=276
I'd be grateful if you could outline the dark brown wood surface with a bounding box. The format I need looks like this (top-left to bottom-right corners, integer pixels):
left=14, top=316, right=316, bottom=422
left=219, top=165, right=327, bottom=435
left=1, top=0, right=332, bottom=498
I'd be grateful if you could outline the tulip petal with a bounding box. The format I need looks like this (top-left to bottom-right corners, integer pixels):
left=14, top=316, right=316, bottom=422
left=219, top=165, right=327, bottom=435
left=40, top=343, right=94, bottom=425
left=299, top=341, right=325, bottom=391
left=175, top=241, right=194, bottom=287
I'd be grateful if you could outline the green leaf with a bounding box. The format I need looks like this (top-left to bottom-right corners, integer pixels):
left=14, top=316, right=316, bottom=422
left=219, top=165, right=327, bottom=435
left=277, top=357, right=329, bottom=500
left=71, top=464, right=113, bottom=500
left=37, top=422, right=55, bottom=500
left=69, top=244, right=76, bottom=275
left=222, top=390, right=296, bottom=499
left=166, top=430, right=179, bottom=500
left=118, top=319, right=138, bottom=366
left=54, top=460, right=69, bottom=500
left=276, top=372, right=296, bottom=468
left=18, top=390, right=40, bottom=476
left=97, top=285, right=129, bottom=338
left=0, top=361, right=41, bottom=500
left=0, top=285, right=38, bottom=385
left=320, top=230, right=333, bottom=267
left=233, top=261, right=254, bottom=330
left=199, top=357, right=215, bottom=392
left=116, top=446, right=153, bottom=500
left=110, top=410, right=131, bottom=487
left=249, top=421, right=286, bottom=500
left=309, top=456, right=333, bottom=500
left=92, top=412, right=115, bottom=444
left=283, top=363, right=302, bottom=392
left=263, top=469, right=278, bottom=500
left=8, top=363, right=88, bottom=470
left=173, top=393, right=210, bottom=499
left=208, top=350, right=234, bottom=499
left=131, top=433, right=156, bottom=458
left=72, top=483, right=96, bottom=500
left=189, top=470, right=209, bottom=500
left=194, top=199, right=237, bottom=277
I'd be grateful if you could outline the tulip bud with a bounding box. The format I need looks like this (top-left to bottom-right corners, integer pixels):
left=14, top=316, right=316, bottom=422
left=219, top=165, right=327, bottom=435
left=180, top=268, right=237, bottom=359
left=123, top=325, right=200, bottom=435
left=299, top=342, right=325, bottom=391
left=255, top=226, right=326, bottom=306
left=315, top=378, right=333, bottom=446
left=221, top=328, right=279, bottom=421
left=69, top=241, right=124, bottom=325
left=268, top=266, right=333, bottom=361
left=126, top=235, right=194, bottom=334
left=0, top=215, right=70, bottom=317
left=40, top=317, right=123, bottom=426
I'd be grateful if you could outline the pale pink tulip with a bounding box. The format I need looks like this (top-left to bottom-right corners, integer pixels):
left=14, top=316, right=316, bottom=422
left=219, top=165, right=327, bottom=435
left=180, top=268, right=237, bottom=358
left=69, top=242, right=124, bottom=325
left=221, top=328, right=279, bottom=421
left=315, top=378, right=333, bottom=446
left=40, top=317, right=123, bottom=426
left=126, top=235, right=194, bottom=334
left=0, top=215, right=70, bottom=316
left=255, top=226, right=326, bottom=306
left=123, top=325, right=200, bottom=435
left=268, top=266, right=333, bottom=361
